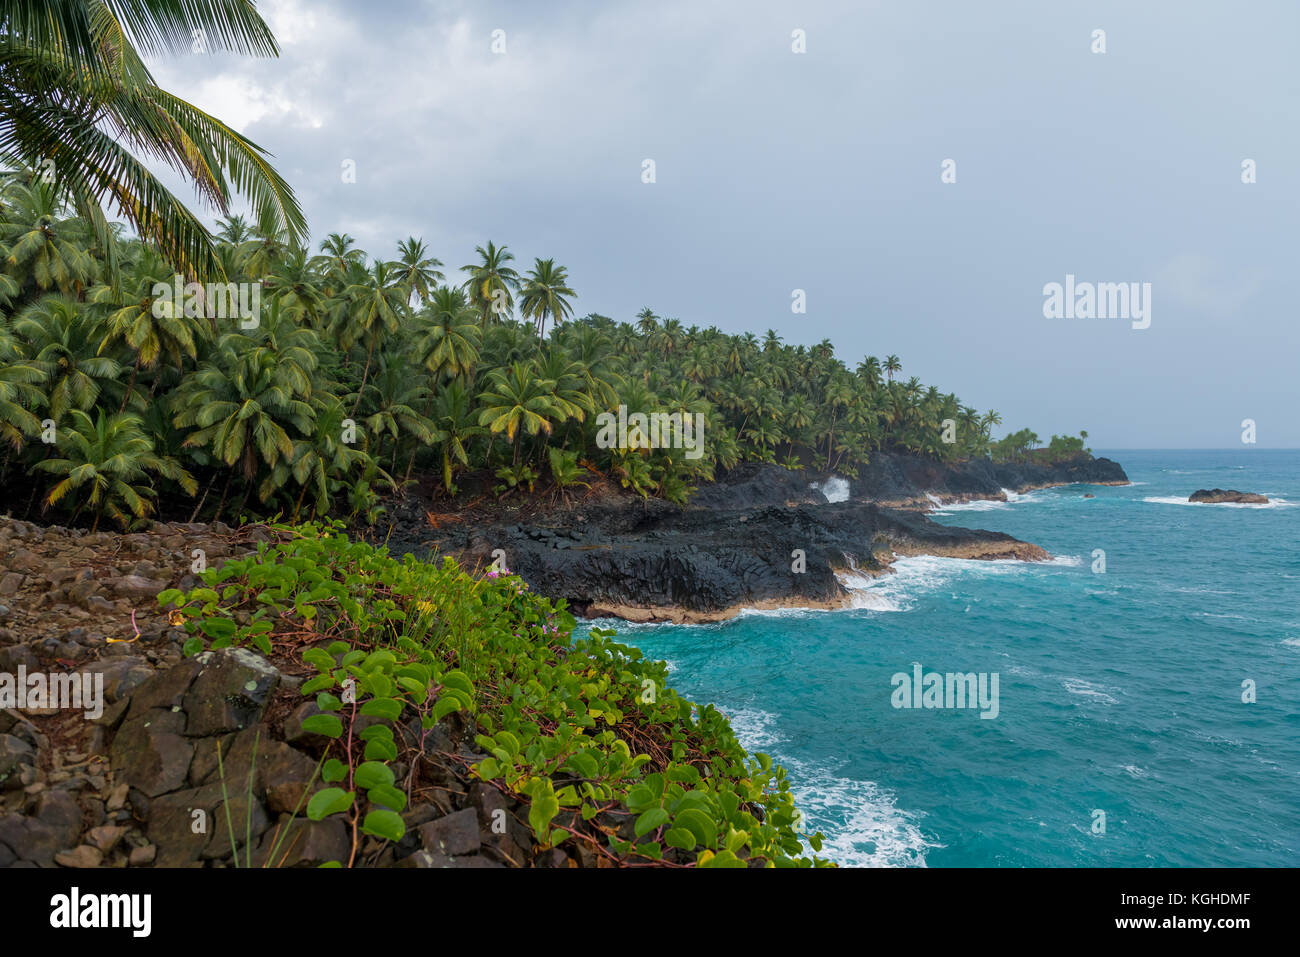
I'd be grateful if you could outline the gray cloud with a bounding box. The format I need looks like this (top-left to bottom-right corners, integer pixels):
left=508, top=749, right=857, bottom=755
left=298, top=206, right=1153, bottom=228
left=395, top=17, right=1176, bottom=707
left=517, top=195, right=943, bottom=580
left=145, top=0, right=1300, bottom=447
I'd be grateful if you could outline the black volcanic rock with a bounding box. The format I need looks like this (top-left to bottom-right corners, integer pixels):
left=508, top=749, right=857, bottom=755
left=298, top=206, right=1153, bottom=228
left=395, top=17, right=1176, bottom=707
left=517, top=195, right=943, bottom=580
left=380, top=453, right=1128, bottom=622
left=1189, top=488, right=1268, bottom=504
left=850, top=452, right=1128, bottom=504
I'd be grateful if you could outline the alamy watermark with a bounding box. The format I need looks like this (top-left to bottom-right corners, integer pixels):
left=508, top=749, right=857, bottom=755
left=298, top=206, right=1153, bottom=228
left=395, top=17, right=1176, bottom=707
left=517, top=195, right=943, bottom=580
left=0, top=666, right=103, bottom=720
left=595, top=405, right=705, bottom=460
left=1043, top=274, right=1150, bottom=330
left=152, top=276, right=261, bottom=328
left=891, top=663, right=999, bottom=719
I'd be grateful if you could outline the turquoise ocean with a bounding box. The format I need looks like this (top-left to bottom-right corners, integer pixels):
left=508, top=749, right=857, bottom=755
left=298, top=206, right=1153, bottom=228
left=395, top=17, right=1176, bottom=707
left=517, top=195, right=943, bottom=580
left=578, top=449, right=1300, bottom=866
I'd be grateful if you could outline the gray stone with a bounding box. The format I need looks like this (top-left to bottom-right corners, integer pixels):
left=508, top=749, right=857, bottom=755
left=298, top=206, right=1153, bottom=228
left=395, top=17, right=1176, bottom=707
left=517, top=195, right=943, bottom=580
left=183, top=649, right=280, bottom=736
left=252, top=817, right=348, bottom=868
left=419, top=807, right=481, bottom=857
left=109, top=709, right=194, bottom=797
left=80, top=656, right=155, bottom=704
left=0, top=733, right=35, bottom=790
left=146, top=783, right=270, bottom=867
left=55, top=844, right=103, bottom=868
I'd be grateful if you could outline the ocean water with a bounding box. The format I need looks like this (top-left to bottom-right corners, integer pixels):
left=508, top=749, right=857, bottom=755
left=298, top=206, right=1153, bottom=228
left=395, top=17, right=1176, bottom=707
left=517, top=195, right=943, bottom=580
left=578, top=450, right=1300, bottom=867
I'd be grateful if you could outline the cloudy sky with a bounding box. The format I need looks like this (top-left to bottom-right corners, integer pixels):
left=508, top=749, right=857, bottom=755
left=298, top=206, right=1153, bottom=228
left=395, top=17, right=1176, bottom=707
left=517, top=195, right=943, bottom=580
left=149, top=0, right=1299, bottom=448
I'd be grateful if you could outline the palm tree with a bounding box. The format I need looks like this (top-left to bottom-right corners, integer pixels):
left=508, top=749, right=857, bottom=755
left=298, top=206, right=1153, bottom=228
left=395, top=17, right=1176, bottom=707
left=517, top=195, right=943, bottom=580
left=91, top=247, right=204, bottom=407
left=0, top=0, right=305, bottom=280
left=14, top=295, right=123, bottom=420
left=394, top=237, right=444, bottom=305
left=519, top=258, right=576, bottom=344
left=36, top=408, right=195, bottom=531
left=477, top=361, right=558, bottom=464
left=264, top=246, right=325, bottom=324
left=460, top=241, right=520, bottom=328
left=412, top=287, right=481, bottom=383
left=173, top=346, right=314, bottom=517
left=635, top=307, right=658, bottom=336
left=0, top=316, right=43, bottom=450
left=335, top=261, right=407, bottom=415
left=423, top=382, right=482, bottom=491
left=0, top=181, right=96, bottom=294
left=884, top=355, right=902, bottom=384
left=215, top=215, right=252, bottom=246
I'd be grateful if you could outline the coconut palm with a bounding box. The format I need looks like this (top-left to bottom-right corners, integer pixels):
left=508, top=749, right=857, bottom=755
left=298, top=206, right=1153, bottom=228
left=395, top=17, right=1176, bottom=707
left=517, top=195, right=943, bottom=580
left=0, top=0, right=305, bottom=280
left=14, top=295, right=123, bottom=420
left=36, top=408, right=195, bottom=531
left=0, top=180, right=96, bottom=294
left=519, top=257, right=575, bottom=344
left=477, top=361, right=559, bottom=464
left=460, top=241, right=519, bottom=328
left=394, top=237, right=444, bottom=305
left=412, top=286, right=481, bottom=383
left=335, top=260, right=408, bottom=415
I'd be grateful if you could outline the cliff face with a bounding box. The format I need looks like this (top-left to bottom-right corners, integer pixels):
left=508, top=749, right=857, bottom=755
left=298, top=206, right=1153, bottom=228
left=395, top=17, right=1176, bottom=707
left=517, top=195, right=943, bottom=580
left=393, top=454, right=1126, bottom=623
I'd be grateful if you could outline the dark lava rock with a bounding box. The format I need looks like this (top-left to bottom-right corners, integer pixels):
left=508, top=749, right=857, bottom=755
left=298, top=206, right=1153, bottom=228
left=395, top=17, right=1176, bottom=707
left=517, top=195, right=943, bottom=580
left=419, top=807, right=481, bottom=857
left=183, top=648, right=280, bottom=736
left=1189, top=488, right=1268, bottom=504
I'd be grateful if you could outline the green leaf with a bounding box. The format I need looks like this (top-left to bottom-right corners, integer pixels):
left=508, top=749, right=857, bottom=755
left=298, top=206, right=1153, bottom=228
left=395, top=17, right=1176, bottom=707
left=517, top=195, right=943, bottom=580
left=302, top=648, right=335, bottom=671
left=359, top=697, right=403, bottom=720
left=300, top=713, right=344, bottom=739
left=300, top=675, right=335, bottom=694
left=366, top=784, right=407, bottom=812
left=321, top=759, right=348, bottom=784
left=181, top=637, right=204, bottom=657
left=316, top=692, right=342, bottom=712
left=199, top=617, right=236, bottom=639
left=664, top=827, right=696, bottom=850
left=354, top=761, right=395, bottom=790
left=364, top=737, right=398, bottom=761
left=306, top=787, right=354, bottom=821
left=625, top=784, right=655, bottom=813
left=440, top=670, right=474, bottom=697
left=361, top=809, right=405, bottom=842
left=529, top=785, right=560, bottom=842
left=698, top=848, right=746, bottom=868
left=674, top=808, right=717, bottom=850
left=432, top=696, right=462, bottom=721
left=635, top=807, right=670, bottom=838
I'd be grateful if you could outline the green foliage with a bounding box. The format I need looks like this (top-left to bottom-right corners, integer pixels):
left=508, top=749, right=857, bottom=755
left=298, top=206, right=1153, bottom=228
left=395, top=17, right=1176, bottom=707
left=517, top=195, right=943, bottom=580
left=162, top=522, right=831, bottom=868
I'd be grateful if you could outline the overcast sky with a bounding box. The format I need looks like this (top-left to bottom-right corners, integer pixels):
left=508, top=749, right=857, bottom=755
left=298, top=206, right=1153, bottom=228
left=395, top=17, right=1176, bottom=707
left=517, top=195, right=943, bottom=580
left=148, top=0, right=1299, bottom=449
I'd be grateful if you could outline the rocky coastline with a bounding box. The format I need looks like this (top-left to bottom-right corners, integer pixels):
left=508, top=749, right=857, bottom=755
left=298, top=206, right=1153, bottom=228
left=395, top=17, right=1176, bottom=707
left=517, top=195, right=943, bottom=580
left=383, top=452, right=1129, bottom=624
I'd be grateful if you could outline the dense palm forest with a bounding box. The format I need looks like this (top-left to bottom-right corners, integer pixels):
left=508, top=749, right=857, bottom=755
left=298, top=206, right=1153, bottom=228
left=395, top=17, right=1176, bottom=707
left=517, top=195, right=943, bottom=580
left=0, top=172, right=1079, bottom=531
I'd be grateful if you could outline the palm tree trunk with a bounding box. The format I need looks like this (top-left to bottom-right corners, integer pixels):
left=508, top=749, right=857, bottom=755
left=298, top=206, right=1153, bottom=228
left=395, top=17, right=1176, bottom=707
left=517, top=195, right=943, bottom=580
left=351, top=333, right=377, bottom=416
left=405, top=387, right=438, bottom=482
left=119, top=355, right=140, bottom=412
left=214, top=471, right=233, bottom=523
left=188, top=480, right=211, bottom=523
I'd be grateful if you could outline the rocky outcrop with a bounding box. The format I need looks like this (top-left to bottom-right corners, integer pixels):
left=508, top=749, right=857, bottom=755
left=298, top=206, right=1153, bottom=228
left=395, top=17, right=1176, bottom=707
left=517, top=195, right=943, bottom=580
left=1189, top=488, right=1268, bottom=504
left=847, top=451, right=1129, bottom=507
left=382, top=453, right=1125, bottom=623
left=396, top=496, right=1048, bottom=624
